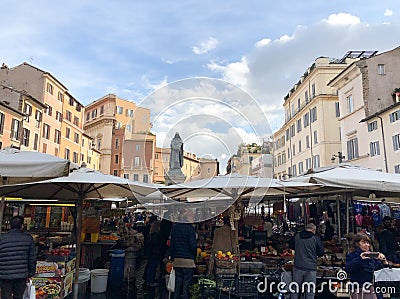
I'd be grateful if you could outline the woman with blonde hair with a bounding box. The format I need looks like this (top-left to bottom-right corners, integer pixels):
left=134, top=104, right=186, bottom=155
left=346, top=233, right=388, bottom=299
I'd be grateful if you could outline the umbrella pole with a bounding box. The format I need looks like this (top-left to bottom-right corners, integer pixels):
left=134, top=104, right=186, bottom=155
left=336, top=196, right=341, bottom=242
left=346, top=193, right=350, bottom=236
left=0, top=196, right=5, bottom=233
left=73, top=197, right=83, bottom=299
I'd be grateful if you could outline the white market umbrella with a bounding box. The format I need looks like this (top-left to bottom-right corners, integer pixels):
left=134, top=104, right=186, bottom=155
left=290, top=163, right=400, bottom=197
left=0, top=147, right=76, bottom=233
left=0, top=147, right=74, bottom=185
left=0, top=166, right=157, bottom=299
left=159, top=173, right=320, bottom=200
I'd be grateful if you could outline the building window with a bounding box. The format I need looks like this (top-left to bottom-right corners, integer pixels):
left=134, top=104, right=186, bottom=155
left=74, top=133, right=79, bottom=144
left=305, top=91, right=309, bottom=104
left=347, top=138, right=359, bottom=160
left=288, top=167, right=291, bottom=177
left=393, top=134, right=400, bottom=151
left=116, top=106, right=123, bottom=114
left=298, top=162, right=304, bottom=174
left=277, top=155, right=281, bottom=166
left=335, top=102, right=340, bottom=117
left=35, top=111, right=42, bottom=128
left=76, top=103, right=82, bottom=112
left=46, top=105, right=52, bottom=116
left=306, top=158, right=311, bottom=170
left=313, top=130, right=318, bottom=144
left=24, top=103, right=32, bottom=121
left=115, top=155, right=119, bottom=164
left=291, top=104, right=294, bottom=118
left=43, top=143, right=47, bottom=153
left=0, top=112, right=4, bottom=134
left=43, top=124, right=50, bottom=140
left=310, top=107, right=317, bottom=122
left=370, top=141, right=380, bottom=157
left=304, top=112, right=310, bottom=127
left=97, top=139, right=101, bottom=150
left=73, top=152, right=78, bottom=163
left=124, top=174, right=130, bottom=179
left=378, top=64, right=385, bottom=75
left=313, top=155, right=320, bottom=168
left=395, top=164, right=400, bottom=174
left=115, top=139, right=120, bottom=149
left=46, top=83, right=53, bottom=94
left=133, top=174, right=139, bottom=181
left=368, top=121, right=378, bottom=132
left=285, top=129, right=290, bottom=141
left=155, top=153, right=159, bottom=159
left=126, top=124, right=132, bottom=132
left=33, top=133, right=39, bottom=150
left=113, top=170, right=118, bottom=176
left=297, top=119, right=302, bottom=132
left=87, top=156, right=91, bottom=164
left=65, top=111, right=71, bottom=122
left=86, top=112, right=90, bottom=121
left=389, top=110, right=400, bottom=123
left=282, top=152, right=286, bottom=163
left=126, top=109, right=134, bottom=117
left=66, top=127, right=71, bottom=139
left=292, top=165, right=297, bottom=177
left=305, top=135, right=310, bottom=149
left=311, top=83, right=316, bottom=98
left=82, top=139, right=85, bottom=147
left=22, top=128, right=30, bottom=147
left=100, top=106, right=104, bottom=115
left=287, top=147, right=291, bottom=159
left=58, top=92, right=63, bottom=101
left=134, top=156, right=140, bottom=166
left=54, top=130, right=61, bottom=144
left=91, top=109, right=97, bottom=118
left=298, top=140, right=302, bottom=153
left=81, top=154, right=84, bottom=162
left=292, top=145, right=295, bottom=156
left=73, top=116, right=79, bottom=126
left=143, top=174, right=149, bottom=183
left=115, top=122, right=122, bottom=129
left=297, top=98, right=301, bottom=111
left=290, top=124, right=295, bottom=137
left=65, top=148, right=70, bottom=160
left=347, top=95, right=354, bottom=113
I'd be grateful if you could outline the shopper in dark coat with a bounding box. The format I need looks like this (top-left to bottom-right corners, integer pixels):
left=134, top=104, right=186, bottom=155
left=0, top=215, right=37, bottom=299
left=170, top=209, right=197, bottom=299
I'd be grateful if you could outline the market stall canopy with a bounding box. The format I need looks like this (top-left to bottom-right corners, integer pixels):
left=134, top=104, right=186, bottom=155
left=0, top=147, right=76, bottom=185
left=290, top=164, right=400, bottom=197
left=0, top=166, right=157, bottom=200
left=159, top=173, right=320, bottom=200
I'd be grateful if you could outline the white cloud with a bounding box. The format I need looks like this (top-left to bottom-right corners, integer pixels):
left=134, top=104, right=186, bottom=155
left=207, top=57, right=249, bottom=87
left=384, top=9, right=393, bottom=17
left=192, top=37, right=219, bottom=55
left=142, top=75, right=169, bottom=91
left=325, top=13, right=361, bottom=25
left=255, top=38, right=271, bottom=48
left=279, top=34, right=294, bottom=42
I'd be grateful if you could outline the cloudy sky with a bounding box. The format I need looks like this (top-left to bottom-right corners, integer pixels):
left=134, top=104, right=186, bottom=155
left=1, top=0, right=399, bottom=172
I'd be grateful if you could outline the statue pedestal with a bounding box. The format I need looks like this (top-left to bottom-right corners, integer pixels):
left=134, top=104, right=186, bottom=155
left=165, top=169, right=186, bottom=186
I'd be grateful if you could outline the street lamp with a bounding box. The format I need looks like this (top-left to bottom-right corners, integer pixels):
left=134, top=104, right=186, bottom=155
left=331, top=152, right=345, bottom=163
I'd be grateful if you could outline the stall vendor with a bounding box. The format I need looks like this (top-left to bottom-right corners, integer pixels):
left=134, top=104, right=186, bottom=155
left=212, top=216, right=238, bottom=254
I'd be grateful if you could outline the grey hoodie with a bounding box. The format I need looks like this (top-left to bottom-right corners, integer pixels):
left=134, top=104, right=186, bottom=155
left=290, top=230, right=324, bottom=271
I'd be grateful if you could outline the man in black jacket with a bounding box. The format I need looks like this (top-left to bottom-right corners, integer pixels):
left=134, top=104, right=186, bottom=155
left=0, top=215, right=37, bottom=299
left=170, top=209, right=197, bottom=299
left=289, top=223, right=324, bottom=299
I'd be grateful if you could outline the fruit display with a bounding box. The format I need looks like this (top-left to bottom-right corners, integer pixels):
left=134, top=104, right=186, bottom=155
left=195, top=248, right=211, bottom=263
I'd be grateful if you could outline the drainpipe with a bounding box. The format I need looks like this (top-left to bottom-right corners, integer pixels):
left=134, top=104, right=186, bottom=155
left=377, top=115, right=389, bottom=172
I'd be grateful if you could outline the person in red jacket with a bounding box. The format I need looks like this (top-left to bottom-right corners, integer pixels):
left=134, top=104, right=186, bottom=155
left=0, top=216, right=37, bottom=299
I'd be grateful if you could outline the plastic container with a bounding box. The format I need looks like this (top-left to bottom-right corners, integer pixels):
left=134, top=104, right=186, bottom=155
left=91, top=233, right=99, bottom=243
left=91, top=269, right=109, bottom=293
left=109, top=250, right=125, bottom=288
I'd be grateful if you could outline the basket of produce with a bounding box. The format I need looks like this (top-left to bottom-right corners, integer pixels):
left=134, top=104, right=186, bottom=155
left=196, top=264, right=207, bottom=274
left=215, top=259, right=237, bottom=269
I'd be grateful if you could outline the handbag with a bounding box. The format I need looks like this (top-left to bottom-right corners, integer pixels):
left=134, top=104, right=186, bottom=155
left=23, top=279, right=36, bottom=299
left=167, top=268, right=176, bottom=292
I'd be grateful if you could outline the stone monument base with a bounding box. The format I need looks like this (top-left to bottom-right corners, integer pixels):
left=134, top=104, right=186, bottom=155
left=165, top=169, right=186, bottom=186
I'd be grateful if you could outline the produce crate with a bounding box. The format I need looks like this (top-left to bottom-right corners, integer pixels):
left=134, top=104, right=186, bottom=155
left=215, top=274, right=236, bottom=293
left=236, top=276, right=259, bottom=297
left=199, top=278, right=217, bottom=299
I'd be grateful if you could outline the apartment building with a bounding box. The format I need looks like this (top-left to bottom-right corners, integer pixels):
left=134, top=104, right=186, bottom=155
left=250, top=154, right=273, bottom=178
left=328, top=46, right=400, bottom=173
left=272, top=54, right=367, bottom=179
left=0, top=63, right=99, bottom=168
left=0, top=84, right=46, bottom=151
left=84, top=94, right=155, bottom=181
left=226, top=143, right=267, bottom=175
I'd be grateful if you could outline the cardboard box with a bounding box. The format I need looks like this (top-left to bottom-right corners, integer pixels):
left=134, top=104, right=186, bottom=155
left=36, top=257, right=76, bottom=277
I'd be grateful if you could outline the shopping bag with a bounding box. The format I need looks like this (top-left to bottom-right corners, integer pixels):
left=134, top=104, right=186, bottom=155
left=167, top=268, right=176, bottom=292
left=374, top=268, right=400, bottom=282
left=23, top=279, right=36, bottom=299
